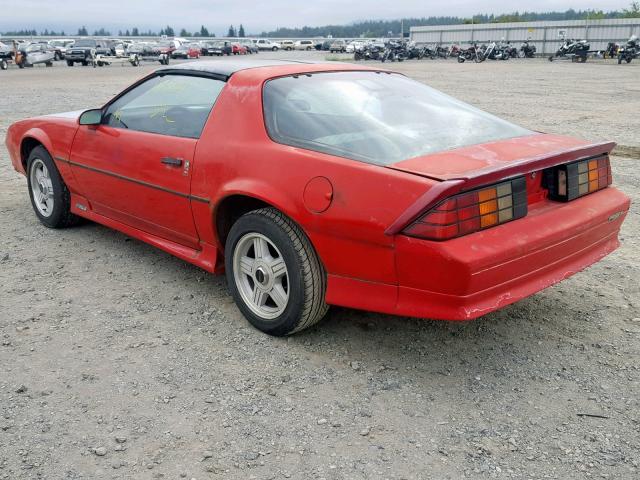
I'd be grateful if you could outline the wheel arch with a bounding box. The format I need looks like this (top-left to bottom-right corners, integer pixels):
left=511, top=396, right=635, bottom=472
left=214, top=193, right=276, bottom=250
left=20, top=131, right=53, bottom=171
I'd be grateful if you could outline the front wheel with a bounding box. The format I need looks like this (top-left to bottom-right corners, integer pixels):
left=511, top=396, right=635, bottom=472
left=225, top=208, right=328, bottom=336
left=26, top=146, right=80, bottom=228
left=1, top=59, right=7, bottom=70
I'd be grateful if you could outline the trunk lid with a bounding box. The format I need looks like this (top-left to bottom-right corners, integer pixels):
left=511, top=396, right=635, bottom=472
left=387, top=133, right=615, bottom=189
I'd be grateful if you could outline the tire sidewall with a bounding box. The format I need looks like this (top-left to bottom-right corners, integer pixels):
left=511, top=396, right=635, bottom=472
left=26, top=147, right=68, bottom=228
left=225, top=213, right=308, bottom=336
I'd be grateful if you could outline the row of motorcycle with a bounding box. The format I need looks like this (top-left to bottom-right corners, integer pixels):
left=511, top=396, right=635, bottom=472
left=353, top=35, right=640, bottom=64
left=353, top=40, right=536, bottom=63
left=604, top=35, right=640, bottom=64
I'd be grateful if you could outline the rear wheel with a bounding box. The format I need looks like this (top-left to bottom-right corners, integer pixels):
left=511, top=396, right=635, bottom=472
left=26, top=146, right=80, bottom=229
left=66, top=60, right=73, bottom=66
left=225, top=208, right=328, bottom=336
left=0, top=59, right=7, bottom=70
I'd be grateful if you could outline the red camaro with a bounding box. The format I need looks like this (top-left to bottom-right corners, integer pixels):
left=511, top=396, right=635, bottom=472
left=5, top=60, right=630, bottom=335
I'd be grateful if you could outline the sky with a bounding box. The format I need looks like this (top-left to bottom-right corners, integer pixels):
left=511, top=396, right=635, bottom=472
left=0, top=0, right=633, bottom=35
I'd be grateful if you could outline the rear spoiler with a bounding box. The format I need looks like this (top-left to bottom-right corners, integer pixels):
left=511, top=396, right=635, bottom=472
left=385, top=141, right=616, bottom=236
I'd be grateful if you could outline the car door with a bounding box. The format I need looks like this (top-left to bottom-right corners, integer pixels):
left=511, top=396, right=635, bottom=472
left=69, top=72, right=226, bottom=249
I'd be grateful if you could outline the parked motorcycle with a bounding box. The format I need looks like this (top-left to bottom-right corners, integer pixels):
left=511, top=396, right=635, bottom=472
left=504, top=42, right=519, bottom=58
left=483, top=42, right=510, bottom=61
left=618, top=35, right=639, bottom=64
left=353, top=43, right=384, bottom=61
left=457, top=43, right=483, bottom=63
left=448, top=45, right=461, bottom=58
left=519, top=41, right=536, bottom=58
left=380, top=40, right=407, bottom=62
left=549, top=39, right=590, bottom=62
left=604, top=42, right=619, bottom=59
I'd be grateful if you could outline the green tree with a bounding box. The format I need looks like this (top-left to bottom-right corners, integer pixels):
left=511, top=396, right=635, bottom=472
left=77, top=26, right=88, bottom=36
left=131, top=27, right=139, bottom=36
left=163, top=25, right=175, bottom=36
left=238, top=24, right=245, bottom=37
left=200, top=25, right=210, bottom=37
left=227, top=25, right=236, bottom=37
left=623, top=1, right=640, bottom=17
left=180, top=28, right=191, bottom=37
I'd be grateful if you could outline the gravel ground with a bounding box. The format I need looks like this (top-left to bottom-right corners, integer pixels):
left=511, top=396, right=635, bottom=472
left=1, top=52, right=639, bottom=480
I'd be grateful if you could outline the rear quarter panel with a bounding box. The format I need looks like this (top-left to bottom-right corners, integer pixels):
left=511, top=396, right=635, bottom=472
left=192, top=68, right=435, bottom=285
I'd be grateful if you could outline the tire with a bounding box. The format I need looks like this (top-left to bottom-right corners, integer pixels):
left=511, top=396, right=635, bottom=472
left=548, top=55, right=554, bottom=62
left=272, top=46, right=277, bottom=51
left=81, top=60, right=88, bottom=66
left=457, top=55, right=465, bottom=63
left=225, top=207, right=328, bottom=336
left=626, top=56, right=632, bottom=64
left=0, top=59, right=7, bottom=70
left=67, top=60, right=73, bottom=66
left=46, top=61, right=53, bottom=67
left=26, top=146, right=80, bottom=229
left=54, top=52, right=61, bottom=61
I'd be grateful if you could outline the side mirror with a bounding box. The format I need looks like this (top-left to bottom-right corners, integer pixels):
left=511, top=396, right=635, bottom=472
left=79, top=109, right=102, bottom=126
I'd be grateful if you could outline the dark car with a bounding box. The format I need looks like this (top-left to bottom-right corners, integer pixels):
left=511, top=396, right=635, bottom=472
left=200, top=41, right=218, bottom=56
left=207, top=40, right=232, bottom=56
left=65, top=39, right=111, bottom=66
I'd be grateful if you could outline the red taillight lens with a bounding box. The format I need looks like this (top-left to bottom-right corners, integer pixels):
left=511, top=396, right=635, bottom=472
left=545, top=156, right=612, bottom=202
left=402, top=177, right=527, bottom=241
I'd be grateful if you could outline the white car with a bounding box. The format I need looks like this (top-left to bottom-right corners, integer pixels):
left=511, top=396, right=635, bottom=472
left=253, top=39, right=280, bottom=51
left=346, top=41, right=365, bottom=53
left=294, top=40, right=315, bottom=51
left=280, top=40, right=295, bottom=51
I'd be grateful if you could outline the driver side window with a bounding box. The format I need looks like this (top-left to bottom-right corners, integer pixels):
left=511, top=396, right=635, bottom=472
left=103, top=74, right=225, bottom=139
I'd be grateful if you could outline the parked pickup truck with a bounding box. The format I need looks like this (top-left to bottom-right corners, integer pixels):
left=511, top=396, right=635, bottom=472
left=65, top=39, right=111, bottom=66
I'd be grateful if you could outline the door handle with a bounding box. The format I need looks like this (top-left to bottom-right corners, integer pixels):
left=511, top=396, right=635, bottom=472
left=161, top=157, right=183, bottom=167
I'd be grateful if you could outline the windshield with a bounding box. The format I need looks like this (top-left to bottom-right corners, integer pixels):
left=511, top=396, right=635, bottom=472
left=263, top=72, right=533, bottom=165
left=74, top=39, right=96, bottom=47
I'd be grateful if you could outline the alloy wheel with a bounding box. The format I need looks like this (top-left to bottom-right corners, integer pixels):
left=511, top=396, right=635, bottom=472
left=233, top=232, right=289, bottom=320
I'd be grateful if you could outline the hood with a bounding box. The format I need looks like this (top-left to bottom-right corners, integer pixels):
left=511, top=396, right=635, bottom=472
left=42, top=110, right=84, bottom=120
left=386, top=133, right=614, bottom=188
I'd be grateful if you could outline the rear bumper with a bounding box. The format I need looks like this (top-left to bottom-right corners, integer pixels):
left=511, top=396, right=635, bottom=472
left=325, top=187, right=630, bottom=320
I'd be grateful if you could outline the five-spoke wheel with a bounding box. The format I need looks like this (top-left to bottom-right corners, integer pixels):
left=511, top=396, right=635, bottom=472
left=225, top=208, right=328, bottom=336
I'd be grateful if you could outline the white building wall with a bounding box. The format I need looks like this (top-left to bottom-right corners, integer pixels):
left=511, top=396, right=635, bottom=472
left=410, top=18, right=640, bottom=54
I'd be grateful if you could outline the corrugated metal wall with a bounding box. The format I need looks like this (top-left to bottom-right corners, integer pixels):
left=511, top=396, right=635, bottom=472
left=410, top=18, right=640, bottom=54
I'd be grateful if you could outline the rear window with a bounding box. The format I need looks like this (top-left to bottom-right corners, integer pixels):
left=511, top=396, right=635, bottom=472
left=263, top=71, right=532, bottom=165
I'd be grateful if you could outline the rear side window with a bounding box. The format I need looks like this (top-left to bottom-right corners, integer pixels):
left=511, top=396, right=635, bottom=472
left=103, top=74, right=225, bottom=138
left=263, top=71, right=532, bottom=165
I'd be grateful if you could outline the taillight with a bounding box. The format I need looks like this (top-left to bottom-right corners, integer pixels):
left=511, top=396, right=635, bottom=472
left=402, top=177, right=527, bottom=241
left=545, top=156, right=612, bottom=201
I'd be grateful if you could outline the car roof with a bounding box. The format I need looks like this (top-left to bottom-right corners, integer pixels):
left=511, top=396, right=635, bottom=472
left=164, top=59, right=370, bottom=78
